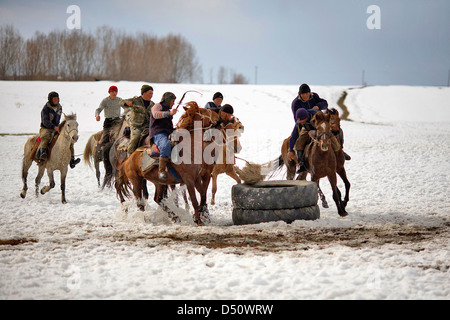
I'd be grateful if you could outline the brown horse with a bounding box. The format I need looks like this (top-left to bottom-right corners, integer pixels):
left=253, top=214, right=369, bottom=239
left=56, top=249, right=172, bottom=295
left=278, top=111, right=348, bottom=216
left=115, top=101, right=219, bottom=225
left=328, top=108, right=351, bottom=208
left=210, top=117, right=244, bottom=205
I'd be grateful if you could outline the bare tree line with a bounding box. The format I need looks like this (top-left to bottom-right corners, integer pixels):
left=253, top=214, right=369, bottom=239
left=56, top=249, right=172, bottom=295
left=0, top=24, right=249, bottom=84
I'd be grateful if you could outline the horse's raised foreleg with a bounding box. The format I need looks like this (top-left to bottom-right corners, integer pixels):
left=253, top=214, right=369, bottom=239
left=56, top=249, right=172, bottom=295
left=337, top=167, right=350, bottom=208
left=41, top=169, right=56, bottom=196
left=328, top=173, right=348, bottom=217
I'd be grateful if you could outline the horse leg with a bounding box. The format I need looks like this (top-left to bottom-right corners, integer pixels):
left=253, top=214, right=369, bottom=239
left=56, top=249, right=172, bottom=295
left=60, top=167, right=68, bottom=204
left=142, top=179, right=149, bottom=200
left=35, top=165, right=46, bottom=197
left=94, top=157, right=101, bottom=188
left=186, top=181, right=202, bottom=226
left=196, top=177, right=210, bottom=223
left=132, top=177, right=145, bottom=211
left=210, top=171, right=218, bottom=205
left=328, top=173, right=348, bottom=217
left=182, top=188, right=190, bottom=212
left=20, top=158, right=33, bottom=199
left=337, top=167, right=350, bottom=208
left=154, top=184, right=180, bottom=223
left=317, top=181, right=329, bottom=209
left=41, top=169, right=56, bottom=196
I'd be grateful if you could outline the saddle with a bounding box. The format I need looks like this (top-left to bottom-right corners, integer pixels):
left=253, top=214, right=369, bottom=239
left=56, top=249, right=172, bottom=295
left=140, top=145, right=161, bottom=173
left=29, top=133, right=59, bottom=164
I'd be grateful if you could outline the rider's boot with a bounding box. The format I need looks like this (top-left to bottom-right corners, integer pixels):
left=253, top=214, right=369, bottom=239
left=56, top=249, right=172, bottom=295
left=296, top=150, right=307, bottom=174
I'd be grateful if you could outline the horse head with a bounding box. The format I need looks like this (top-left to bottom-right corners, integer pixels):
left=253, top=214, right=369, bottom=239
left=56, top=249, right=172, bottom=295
left=61, top=113, right=79, bottom=144
left=312, top=111, right=332, bottom=152
left=328, top=108, right=341, bottom=133
left=176, top=101, right=218, bottom=130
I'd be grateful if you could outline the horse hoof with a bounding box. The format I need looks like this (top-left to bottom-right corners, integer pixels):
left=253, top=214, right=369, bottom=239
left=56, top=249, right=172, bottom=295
left=20, top=192, right=26, bottom=199
left=339, top=211, right=348, bottom=217
left=62, top=200, right=67, bottom=204
left=322, top=202, right=329, bottom=209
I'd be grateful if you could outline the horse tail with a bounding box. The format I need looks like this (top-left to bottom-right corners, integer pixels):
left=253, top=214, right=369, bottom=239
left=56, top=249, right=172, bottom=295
left=115, top=159, right=132, bottom=200
left=83, top=134, right=96, bottom=169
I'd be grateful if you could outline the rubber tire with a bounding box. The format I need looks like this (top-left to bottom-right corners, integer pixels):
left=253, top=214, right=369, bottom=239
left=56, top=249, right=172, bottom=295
left=232, top=180, right=318, bottom=210
left=232, top=205, right=320, bottom=225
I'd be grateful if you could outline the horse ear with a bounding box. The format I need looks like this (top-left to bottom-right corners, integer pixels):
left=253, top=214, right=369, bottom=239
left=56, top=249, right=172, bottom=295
left=183, top=106, right=188, bottom=111
left=63, top=112, right=67, bottom=119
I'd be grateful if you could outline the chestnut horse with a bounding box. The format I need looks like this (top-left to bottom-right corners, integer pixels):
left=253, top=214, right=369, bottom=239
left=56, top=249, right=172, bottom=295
left=278, top=110, right=348, bottom=216
left=115, top=102, right=219, bottom=225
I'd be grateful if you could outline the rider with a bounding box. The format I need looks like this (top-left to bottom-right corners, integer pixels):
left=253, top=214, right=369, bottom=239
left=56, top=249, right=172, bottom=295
left=288, top=108, right=342, bottom=173
left=37, top=91, right=80, bottom=168
left=291, top=83, right=328, bottom=120
left=149, top=92, right=178, bottom=180
left=204, top=92, right=223, bottom=114
left=292, top=83, right=351, bottom=161
left=95, top=85, right=123, bottom=160
left=288, top=108, right=318, bottom=173
left=120, top=84, right=155, bottom=156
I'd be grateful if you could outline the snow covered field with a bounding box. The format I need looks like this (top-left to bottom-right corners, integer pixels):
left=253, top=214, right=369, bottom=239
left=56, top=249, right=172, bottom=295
left=0, top=81, right=449, bottom=300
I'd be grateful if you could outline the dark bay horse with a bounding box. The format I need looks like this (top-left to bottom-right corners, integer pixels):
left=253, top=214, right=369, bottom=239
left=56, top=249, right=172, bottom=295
left=278, top=110, right=349, bottom=217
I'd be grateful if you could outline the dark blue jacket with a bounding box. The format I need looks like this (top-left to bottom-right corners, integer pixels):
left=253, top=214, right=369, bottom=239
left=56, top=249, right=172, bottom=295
left=291, top=93, right=327, bottom=120
left=40, top=102, right=62, bottom=129
left=288, top=109, right=317, bottom=151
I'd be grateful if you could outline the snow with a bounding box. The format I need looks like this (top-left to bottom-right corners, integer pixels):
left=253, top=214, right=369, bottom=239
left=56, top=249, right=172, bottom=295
left=0, top=81, right=449, bottom=300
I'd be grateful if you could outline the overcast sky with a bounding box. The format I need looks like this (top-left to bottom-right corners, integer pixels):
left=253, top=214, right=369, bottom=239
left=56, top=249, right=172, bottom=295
left=1, top=0, right=449, bottom=86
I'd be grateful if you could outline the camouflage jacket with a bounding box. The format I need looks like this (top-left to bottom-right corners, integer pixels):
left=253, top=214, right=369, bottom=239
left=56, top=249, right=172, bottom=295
left=120, top=96, right=155, bottom=129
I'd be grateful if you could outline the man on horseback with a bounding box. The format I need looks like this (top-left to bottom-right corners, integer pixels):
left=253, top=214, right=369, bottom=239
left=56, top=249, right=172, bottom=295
left=291, top=83, right=328, bottom=120
left=204, top=92, right=223, bottom=114
left=149, top=92, right=178, bottom=180
left=95, top=86, right=124, bottom=160
left=37, top=91, right=80, bottom=168
left=120, top=84, right=155, bottom=156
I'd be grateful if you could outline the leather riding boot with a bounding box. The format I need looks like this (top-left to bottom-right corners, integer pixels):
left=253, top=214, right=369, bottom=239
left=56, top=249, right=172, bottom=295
left=38, top=148, right=48, bottom=163
left=158, top=157, right=169, bottom=180
left=296, top=150, right=307, bottom=173
left=70, top=157, right=81, bottom=169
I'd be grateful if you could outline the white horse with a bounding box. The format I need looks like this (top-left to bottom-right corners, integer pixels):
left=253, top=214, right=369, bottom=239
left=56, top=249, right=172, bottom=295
left=20, top=113, right=79, bottom=204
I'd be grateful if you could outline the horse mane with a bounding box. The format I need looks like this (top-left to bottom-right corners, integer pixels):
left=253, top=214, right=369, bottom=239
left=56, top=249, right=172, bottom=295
left=328, top=108, right=339, bottom=116
left=312, top=110, right=329, bottom=124
left=58, top=113, right=77, bottom=130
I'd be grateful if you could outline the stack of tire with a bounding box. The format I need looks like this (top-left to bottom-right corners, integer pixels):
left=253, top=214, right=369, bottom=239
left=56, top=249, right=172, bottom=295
left=232, top=180, right=320, bottom=225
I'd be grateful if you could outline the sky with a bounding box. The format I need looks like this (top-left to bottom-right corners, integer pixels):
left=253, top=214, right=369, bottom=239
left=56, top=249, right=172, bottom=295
left=1, top=0, right=449, bottom=86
